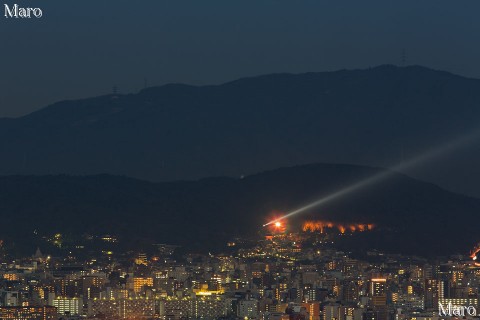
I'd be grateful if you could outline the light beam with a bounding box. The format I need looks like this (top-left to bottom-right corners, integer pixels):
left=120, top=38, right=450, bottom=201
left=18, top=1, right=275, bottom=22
left=263, top=130, right=480, bottom=227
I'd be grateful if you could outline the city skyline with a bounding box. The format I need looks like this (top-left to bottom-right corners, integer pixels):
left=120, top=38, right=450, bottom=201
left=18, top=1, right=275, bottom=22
left=2, top=1, right=480, bottom=319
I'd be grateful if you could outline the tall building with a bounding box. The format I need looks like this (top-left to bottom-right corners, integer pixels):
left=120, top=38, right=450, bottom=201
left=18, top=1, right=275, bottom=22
left=304, top=288, right=325, bottom=302
left=343, top=281, right=360, bottom=302
left=53, top=297, right=83, bottom=316
left=238, top=299, right=259, bottom=318
left=323, top=303, right=341, bottom=320
left=192, top=295, right=226, bottom=319
left=369, top=278, right=387, bottom=306
left=160, top=296, right=227, bottom=319
left=369, top=278, right=388, bottom=320
left=302, top=302, right=320, bottom=320
left=133, top=277, right=154, bottom=293
left=0, top=306, right=57, bottom=320
left=424, top=279, right=442, bottom=309
left=82, top=276, right=105, bottom=299
left=160, top=298, right=191, bottom=318
left=369, top=279, right=386, bottom=296
left=323, top=304, right=362, bottom=320
left=87, top=298, right=154, bottom=319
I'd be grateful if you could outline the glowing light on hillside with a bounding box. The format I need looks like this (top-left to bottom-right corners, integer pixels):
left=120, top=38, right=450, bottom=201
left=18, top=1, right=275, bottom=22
left=470, top=246, right=480, bottom=266
left=302, top=220, right=375, bottom=234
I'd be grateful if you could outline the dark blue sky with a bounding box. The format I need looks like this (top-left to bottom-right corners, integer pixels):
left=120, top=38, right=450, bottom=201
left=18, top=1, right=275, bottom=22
left=1, top=0, right=480, bottom=117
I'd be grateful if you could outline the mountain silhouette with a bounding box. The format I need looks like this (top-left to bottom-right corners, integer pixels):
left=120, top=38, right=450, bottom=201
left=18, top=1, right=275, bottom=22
left=2, top=65, right=480, bottom=196
left=0, top=163, right=478, bottom=256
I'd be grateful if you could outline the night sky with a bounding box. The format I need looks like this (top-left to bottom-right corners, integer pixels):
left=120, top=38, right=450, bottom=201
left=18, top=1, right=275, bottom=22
left=1, top=0, right=480, bottom=117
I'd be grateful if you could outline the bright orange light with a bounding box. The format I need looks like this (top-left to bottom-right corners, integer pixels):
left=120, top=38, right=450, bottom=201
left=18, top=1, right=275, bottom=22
left=302, top=220, right=375, bottom=233
left=470, top=246, right=480, bottom=264
left=271, top=221, right=286, bottom=233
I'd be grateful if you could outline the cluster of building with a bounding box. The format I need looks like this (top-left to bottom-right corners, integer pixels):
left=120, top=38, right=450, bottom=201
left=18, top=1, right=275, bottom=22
left=0, top=229, right=479, bottom=320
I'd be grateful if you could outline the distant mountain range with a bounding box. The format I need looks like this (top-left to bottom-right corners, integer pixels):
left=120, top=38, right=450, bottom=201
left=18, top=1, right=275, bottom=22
left=0, top=163, right=479, bottom=256
left=2, top=65, right=480, bottom=196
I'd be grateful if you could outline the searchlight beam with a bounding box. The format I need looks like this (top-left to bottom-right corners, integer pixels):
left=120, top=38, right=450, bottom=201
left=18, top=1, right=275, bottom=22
left=263, top=130, right=480, bottom=227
